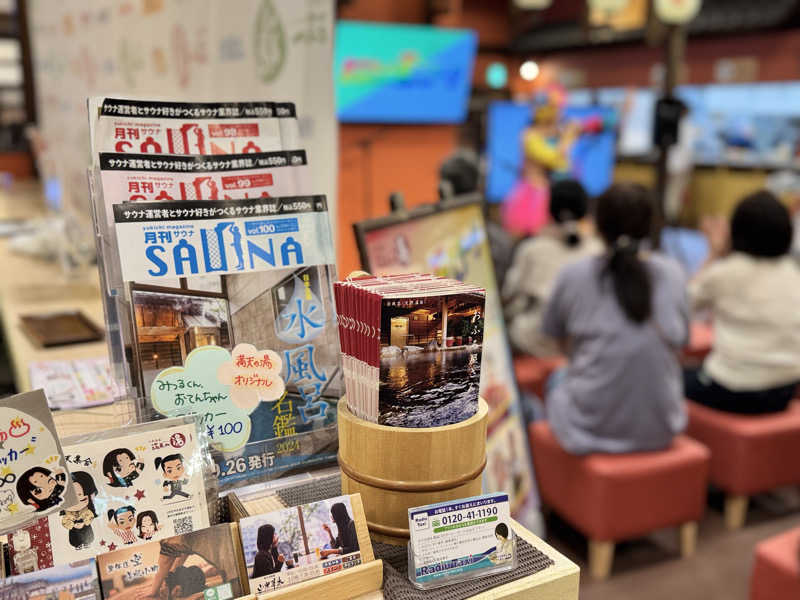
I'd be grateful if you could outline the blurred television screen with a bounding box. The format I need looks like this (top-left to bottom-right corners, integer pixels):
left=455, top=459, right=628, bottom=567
left=334, top=21, right=477, bottom=124
left=569, top=81, right=800, bottom=167
left=485, top=101, right=616, bottom=203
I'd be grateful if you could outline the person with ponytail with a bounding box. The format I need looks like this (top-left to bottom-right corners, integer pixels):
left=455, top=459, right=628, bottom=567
left=685, top=190, right=800, bottom=414
left=503, top=178, right=602, bottom=357
left=540, top=183, right=689, bottom=454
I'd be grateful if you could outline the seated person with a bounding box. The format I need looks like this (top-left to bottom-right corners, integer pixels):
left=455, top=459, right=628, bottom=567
left=541, top=183, right=689, bottom=454
left=320, top=502, right=359, bottom=558
left=503, top=179, right=602, bottom=357
left=685, top=191, right=800, bottom=414
left=252, top=524, right=290, bottom=577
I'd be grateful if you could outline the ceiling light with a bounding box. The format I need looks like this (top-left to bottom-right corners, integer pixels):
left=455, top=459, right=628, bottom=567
left=520, top=60, right=540, bottom=81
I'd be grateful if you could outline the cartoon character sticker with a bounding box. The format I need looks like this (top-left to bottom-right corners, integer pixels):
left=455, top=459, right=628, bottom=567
left=102, top=448, right=145, bottom=488
left=10, top=529, right=38, bottom=574
left=0, top=489, right=14, bottom=512
left=108, top=505, right=137, bottom=545
left=60, top=471, right=98, bottom=550
left=156, top=454, right=190, bottom=501
left=16, top=467, right=67, bottom=512
left=136, top=510, right=161, bottom=540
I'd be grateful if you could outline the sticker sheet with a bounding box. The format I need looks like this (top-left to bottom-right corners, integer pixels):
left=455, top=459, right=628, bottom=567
left=0, top=390, right=78, bottom=532
left=7, top=419, right=210, bottom=572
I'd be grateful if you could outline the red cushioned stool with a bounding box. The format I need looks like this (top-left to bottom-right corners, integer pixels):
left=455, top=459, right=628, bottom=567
left=529, top=421, right=710, bottom=580
left=514, top=356, right=566, bottom=399
left=750, top=527, right=800, bottom=600
left=681, top=321, right=714, bottom=365
left=686, top=400, right=800, bottom=530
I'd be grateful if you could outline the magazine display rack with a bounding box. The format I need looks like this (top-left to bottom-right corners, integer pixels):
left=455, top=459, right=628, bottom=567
left=338, top=397, right=489, bottom=545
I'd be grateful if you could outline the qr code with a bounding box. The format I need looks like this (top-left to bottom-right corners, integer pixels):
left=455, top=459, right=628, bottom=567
left=174, top=516, right=194, bottom=535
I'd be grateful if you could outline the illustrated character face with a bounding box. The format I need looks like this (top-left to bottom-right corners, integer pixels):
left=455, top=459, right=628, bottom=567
left=115, top=453, right=136, bottom=478
left=496, top=532, right=505, bottom=542
left=163, top=458, right=184, bottom=481
left=66, top=481, right=88, bottom=512
left=141, top=515, right=156, bottom=537
left=116, top=510, right=135, bottom=530
left=28, top=471, right=56, bottom=501
left=14, top=529, right=31, bottom=551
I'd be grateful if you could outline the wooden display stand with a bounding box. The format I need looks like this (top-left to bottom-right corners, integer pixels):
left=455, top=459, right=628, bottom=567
left=338, top=397, right=489, bottom=544
left=230, top=492, right=384, bottom=600
left=230, top=491, right=580, bottom=600
left=239, top=562, right=383, bottom=600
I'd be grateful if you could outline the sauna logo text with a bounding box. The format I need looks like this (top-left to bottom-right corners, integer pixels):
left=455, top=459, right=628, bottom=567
left=142, top=219, right=304, bottom=277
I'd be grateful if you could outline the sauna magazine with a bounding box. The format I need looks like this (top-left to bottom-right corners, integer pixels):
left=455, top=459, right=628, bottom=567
left=88, top=99, right=341, bottom=489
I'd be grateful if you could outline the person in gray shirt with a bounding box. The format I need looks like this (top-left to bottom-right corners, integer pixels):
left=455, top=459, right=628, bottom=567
left=541, top=183, right=689, bottom=455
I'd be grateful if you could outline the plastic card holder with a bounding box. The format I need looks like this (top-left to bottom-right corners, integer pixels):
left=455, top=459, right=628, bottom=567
left=407, top=493, right=517, bottom=590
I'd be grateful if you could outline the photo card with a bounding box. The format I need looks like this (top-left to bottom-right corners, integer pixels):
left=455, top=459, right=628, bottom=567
left=0, top=559, right=101, bottom=599
left=237, top=493, right=373, bottom=595
left=96, top=523, right=246, bottom=600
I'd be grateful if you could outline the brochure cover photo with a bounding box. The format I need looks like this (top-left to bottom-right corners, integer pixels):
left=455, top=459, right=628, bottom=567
left=379, top=291, right=485, bottom=428
left=334, top=275, right=485, bottom=427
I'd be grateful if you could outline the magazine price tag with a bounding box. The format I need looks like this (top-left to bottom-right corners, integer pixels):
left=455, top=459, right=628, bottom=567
left=407, top=493, right=516, bottom=589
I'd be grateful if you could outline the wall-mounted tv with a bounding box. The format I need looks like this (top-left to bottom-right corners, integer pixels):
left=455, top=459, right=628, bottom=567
left=335, top=21, right=477, bottom=124
left=485, top=101, right=617, bottom=203
left=569, top=82, right=800, bottom=168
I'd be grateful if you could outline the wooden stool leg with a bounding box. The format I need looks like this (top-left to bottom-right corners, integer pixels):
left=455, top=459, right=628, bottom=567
left=588, top=539, right=615, bottom=581
left=724, top=494, right=749, bottom=530
left=679, top=521, right=698, bottom=557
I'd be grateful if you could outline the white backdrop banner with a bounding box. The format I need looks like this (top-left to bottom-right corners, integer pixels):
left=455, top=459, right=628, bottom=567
left=27, top=0, right=336, bottom=228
